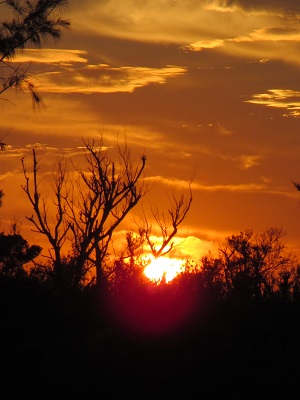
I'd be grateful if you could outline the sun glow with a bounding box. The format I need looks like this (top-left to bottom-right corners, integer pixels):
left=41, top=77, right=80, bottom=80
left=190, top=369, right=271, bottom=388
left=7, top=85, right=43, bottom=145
left=143, top=256, right=185, bottom=283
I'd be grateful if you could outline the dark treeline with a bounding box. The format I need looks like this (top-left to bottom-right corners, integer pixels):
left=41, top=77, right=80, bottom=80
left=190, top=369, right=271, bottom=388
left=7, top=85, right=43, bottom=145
left=1, top=225, right=300, bottom=399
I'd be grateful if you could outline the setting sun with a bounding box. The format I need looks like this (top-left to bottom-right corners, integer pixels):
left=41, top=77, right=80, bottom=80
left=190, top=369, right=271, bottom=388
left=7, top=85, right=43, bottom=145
left=143, top=257, right=185, bottom=283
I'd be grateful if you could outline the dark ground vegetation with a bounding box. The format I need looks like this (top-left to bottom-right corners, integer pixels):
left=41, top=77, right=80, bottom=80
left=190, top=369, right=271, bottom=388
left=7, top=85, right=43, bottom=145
left=1, top=240, right=300, bottom=400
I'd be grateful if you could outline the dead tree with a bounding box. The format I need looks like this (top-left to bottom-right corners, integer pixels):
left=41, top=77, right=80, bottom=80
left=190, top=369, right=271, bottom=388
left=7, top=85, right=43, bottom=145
left=66, top=137, right=146, bottom=289
left=139, top=183, right=193, bottom=259
left=21, top=137, right=146, bottom=290
left=21, top=149, right=70, bottom=287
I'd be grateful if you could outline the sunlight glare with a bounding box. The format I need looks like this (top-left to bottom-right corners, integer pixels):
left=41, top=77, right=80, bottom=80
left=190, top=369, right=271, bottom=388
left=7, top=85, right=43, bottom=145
left=144, top=257, right=184, bottom=283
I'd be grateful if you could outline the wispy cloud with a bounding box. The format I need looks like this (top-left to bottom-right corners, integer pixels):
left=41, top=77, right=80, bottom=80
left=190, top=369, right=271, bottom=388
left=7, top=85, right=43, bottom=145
left=145, top=175, right=265, bottom=192
left=210, top=0, right=300, bottom=14
left=184, top=26, right=300, bottom=55
left=70, top=0, right=271, bottom=46
left=0, top=171, right=15, bottom=181
left=13, top=49, right=88, bottom=64
left=145, top=175, right=298, bottom=199
left=239, top=154, right=263, bottom=169
left=231, top=26, right=300, bottom=43
left=216, top=123, right=233, bottom=136
left=182, top=39, right=225, bottom=52
left=33, top=64, right=187, bottom=94
left=245, top=89, right=300, bottom=117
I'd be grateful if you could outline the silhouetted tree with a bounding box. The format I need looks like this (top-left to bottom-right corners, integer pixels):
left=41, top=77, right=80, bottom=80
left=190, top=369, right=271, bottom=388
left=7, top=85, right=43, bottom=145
left=0, top=0, right=70, bottom=107
left=21, top=150, right=70, bottom=291
left=105, top=183, right=193, bottom=294
left=217, top=227, right=296, bottom=302
left=29, top=252, right=95, bottom=293
left=107, top=231, right=146, bottom=291
left=21, top=136, right=146, bottom=292
left=138, top=184, right=192, bottom=258
left=68, top=138, right=146, bottom=290
left=197, top=254, right=225, bottom=299
left=276, top=264, right=300, bottom=303
left=0, top=232, right=41, bottom=279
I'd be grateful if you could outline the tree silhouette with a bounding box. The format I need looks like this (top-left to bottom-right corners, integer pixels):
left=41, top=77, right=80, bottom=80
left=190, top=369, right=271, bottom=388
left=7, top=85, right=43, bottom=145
left=21, top=136, right=146, bottom=292
left=21, top=149, right=69, bottom=290
left=217, top=227, right=295, bottom=302
left=0, top=232, right=41, bottom=279
left=0, top=0, right=70, bottom=107
left=138, top=185, right=192, bottom=258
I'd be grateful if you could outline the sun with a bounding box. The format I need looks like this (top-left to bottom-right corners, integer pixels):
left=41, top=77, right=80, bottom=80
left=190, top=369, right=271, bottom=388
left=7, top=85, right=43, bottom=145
left=143, top=256, right=184, bottom=283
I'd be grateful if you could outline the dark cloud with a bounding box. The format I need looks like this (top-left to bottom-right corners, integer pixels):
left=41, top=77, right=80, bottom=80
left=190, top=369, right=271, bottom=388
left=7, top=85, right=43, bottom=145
left=219, top=0, right=300, bottom=13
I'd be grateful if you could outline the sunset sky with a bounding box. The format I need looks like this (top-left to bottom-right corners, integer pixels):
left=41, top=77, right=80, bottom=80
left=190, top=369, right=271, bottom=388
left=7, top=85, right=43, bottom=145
left=1, top=0, right=300, bottom=262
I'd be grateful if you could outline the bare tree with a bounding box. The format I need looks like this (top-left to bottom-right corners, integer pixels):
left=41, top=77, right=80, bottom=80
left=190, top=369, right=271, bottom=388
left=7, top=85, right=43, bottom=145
left=21, top=137, right=146, bottom=291
left=0, top=0, right=70, bottom=107
left=21, top=149, right=70, bottom=287
left=138, top=183, right=192, bottom=259
left=66, top=138, right=146, bottom=289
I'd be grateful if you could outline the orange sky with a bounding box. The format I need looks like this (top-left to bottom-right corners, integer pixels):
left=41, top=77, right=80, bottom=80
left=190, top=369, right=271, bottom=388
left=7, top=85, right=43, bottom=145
left=1, top=0, right=300, bottom=262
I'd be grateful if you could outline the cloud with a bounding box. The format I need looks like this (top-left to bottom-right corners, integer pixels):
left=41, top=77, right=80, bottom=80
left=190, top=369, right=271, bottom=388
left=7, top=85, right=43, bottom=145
left=69, top=0, right=261, bottom=46
left=216, top=123, right=233, bottom=136
left=169, top=235, right=219, bottom=259
left=0, top=143, right=111, bottom=160
left=25, top=143, right=59, bottom=151
left=145, top=175, right=299, bottom=199
left=13, top=49, right=88, bottom=64
left=239, top=154, right=262, bottom=169
left=145, top=175, right=265, bottom=192
left=185, top=25, right=300, bottom=56
left=144, top=176, right=192, bottom=191
left=33, top=64, right=187, bottom=94
left=108, top=229, right=218, bottom=261
left=245, top=89, right=300, bottom=117
left=0, top=172, right=15, bottom=181
left=231, top=26, right=300, bottom=43
left=182, top=39, right=225, bottom=52
left=210, top=0, right=300, bottom=13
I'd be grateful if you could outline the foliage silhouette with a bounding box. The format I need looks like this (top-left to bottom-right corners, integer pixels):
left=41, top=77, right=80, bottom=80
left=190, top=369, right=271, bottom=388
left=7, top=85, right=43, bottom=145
left=0, top=226, right=300, bottom=398
left=0, top=232, right=41, bottom=279
left=0, top=0, right=70, bottom=107
left=218, top=227, right=296, bottom=303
